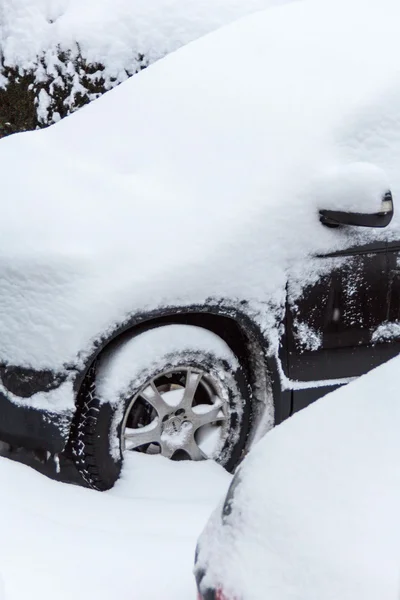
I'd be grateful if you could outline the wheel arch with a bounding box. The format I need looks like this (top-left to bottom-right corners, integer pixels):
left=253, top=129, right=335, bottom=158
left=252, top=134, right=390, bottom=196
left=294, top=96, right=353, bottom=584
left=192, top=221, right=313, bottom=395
left=73, top=304, right=280, bottom=442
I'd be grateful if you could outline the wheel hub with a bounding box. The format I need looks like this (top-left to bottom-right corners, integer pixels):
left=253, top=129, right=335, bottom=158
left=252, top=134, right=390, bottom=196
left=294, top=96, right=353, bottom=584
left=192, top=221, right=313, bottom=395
left=162, top=413, right=187, bottom=436
left=161, top=411, right=194, bottom=452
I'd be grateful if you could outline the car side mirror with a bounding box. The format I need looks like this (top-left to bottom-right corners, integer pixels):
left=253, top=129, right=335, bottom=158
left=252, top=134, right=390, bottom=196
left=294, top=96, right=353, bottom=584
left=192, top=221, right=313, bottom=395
left=319, top=190, right=394, bottom=228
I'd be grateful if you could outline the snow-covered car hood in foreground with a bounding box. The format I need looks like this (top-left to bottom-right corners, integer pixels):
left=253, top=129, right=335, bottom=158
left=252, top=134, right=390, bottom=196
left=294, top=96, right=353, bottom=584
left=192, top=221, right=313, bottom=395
left=196, top=355, right=400, bottom=600
left=2, top=0, right=400, bottom=372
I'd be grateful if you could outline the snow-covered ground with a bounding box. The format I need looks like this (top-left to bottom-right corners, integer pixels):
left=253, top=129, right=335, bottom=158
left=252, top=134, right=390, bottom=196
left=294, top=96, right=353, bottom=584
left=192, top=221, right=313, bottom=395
left=0, top=452, right=230, bottom=600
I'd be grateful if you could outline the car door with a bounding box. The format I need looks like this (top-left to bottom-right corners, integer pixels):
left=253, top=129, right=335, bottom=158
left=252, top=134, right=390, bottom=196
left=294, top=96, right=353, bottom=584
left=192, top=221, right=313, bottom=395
left=384, top=241, right=400, bottom=345
left=286, top=241, right=391, bottom=387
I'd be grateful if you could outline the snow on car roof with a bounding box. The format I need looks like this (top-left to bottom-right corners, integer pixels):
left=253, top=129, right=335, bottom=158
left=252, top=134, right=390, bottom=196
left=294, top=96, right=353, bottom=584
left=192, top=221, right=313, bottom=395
left=197, top=354, right=400, bottom=600
left=1, top=0, right=400, bottom=370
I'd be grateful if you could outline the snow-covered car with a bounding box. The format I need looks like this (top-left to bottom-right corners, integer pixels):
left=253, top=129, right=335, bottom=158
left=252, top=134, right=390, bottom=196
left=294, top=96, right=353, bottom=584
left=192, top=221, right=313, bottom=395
left=194, top=355, right=400, bottom=600
left=1, top=0, right=400, bottom=491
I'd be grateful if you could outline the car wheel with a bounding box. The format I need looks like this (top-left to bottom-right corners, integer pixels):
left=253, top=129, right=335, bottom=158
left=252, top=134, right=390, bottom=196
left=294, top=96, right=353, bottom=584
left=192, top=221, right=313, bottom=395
left=70, top=324, right=252, bottom=490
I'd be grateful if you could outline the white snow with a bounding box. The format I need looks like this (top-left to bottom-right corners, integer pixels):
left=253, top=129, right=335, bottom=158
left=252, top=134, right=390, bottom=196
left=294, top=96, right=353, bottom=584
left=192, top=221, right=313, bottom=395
left=0, top=0, right=399, bottom=390
left=197, top=354, right=400, bottom=600
left=35, top=88, right=52, bottom=124
left=0, top=0, right=297, bottom=124
left=0, top=452, right=231, bottom=600
left=0, top=378, right=75, bottom=411
left=292, top=322, right=322, bottom=352
left=96, top=324, right=238, bottom=405
left=310, top=162, right=391, bottom=214
left=372, top=322, right=400, bottom=343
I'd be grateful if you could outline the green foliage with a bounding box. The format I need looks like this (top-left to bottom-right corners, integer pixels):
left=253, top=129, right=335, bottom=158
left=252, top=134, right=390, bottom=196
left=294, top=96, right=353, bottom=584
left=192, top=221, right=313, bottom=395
left=0, top=48, right=148, bottom=139
left=0, top=68, right=37, bottom=138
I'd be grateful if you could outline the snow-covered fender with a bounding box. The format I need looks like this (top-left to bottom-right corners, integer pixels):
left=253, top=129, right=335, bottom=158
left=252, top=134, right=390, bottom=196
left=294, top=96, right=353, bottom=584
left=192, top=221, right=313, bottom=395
left=70, top=301, right=286, bottom=450
left=0, top=301, right=286, bottom=456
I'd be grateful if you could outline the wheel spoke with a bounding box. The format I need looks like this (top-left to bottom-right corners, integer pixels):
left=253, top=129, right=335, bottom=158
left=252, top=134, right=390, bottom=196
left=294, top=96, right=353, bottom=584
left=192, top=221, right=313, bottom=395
left=140, top=382, right=170, bottom=418
left=123, top=367, right=228, bottom=460
left=181, top=370, right=202, bottom=409
left=124, top=423, right=161, bottom=450
left=184, top=436, right=207, bottom=461
left=160, top=441, right=176, bottom=459
left=192, top=404, right=227, bottom=429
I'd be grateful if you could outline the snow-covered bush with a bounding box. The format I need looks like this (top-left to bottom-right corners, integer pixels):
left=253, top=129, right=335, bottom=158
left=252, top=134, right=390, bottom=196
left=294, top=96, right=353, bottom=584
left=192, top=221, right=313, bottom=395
left=0, top=0, right=292, bottom=137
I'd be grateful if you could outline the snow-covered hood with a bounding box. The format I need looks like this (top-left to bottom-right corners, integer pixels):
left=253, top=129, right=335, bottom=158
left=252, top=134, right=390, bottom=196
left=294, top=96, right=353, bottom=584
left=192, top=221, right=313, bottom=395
left=2, top=0, right=400, bottom=370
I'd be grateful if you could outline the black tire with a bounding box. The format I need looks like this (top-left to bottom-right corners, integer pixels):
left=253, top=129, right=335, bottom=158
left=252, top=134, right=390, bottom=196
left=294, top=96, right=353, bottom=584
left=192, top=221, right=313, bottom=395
left=69, top=325, right=252, bottom=491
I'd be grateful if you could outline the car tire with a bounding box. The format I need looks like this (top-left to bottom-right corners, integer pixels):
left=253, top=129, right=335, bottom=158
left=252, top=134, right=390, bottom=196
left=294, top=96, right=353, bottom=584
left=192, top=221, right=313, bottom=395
left=69, top=324, right=252, bottom=491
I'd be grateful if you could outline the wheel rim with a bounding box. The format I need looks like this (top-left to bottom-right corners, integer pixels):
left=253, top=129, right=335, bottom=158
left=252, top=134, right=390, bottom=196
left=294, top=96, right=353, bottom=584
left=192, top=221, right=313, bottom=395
left=121, top=367, right=230, bottom=461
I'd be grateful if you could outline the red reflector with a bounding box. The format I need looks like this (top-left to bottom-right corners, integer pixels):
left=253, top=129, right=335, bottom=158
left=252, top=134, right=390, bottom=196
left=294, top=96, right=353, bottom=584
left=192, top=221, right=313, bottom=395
left=197, top=587, right=231, bottom=600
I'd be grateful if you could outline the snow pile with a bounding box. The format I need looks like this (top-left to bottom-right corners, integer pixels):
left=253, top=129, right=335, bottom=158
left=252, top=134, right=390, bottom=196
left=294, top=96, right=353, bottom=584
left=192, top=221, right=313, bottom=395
left=96, top=324, right=238, bottom=405
left=372, top=322, right=400, bottom=343
left=310, top=162, right=391, bottom=214
left=197, top=355, right=400, bottom=600
left=0, top=452, right=231, bottom=600
left=0, top=0, right=295, bottom=131
left=0, top=0, right=400, bottom=375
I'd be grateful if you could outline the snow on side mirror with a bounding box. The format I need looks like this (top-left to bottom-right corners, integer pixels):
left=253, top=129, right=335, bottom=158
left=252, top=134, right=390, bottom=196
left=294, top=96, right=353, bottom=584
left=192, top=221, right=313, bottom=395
left=315, top=163, right=394, bottom=228
left=319, top=190, right=394, bottom=228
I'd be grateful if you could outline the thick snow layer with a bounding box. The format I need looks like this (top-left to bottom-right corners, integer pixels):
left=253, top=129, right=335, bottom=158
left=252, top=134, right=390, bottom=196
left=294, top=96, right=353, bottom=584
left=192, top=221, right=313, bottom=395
left=0, top=452, right=230, bottom=600
left=1, top=0, right=400, bottom=376
left=310, top=163, right=390, bottom=214
left=372, top=322, right=400, bottom=343
left=0, top=0, right=295, bottom=123
left=0, top=378, right=74, bottom=411
left=96, top=324, right=238, bottom=405
left=197, top=355, right=400, bottom=600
